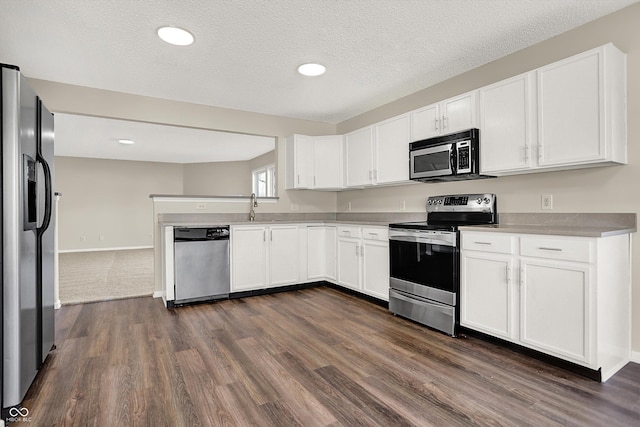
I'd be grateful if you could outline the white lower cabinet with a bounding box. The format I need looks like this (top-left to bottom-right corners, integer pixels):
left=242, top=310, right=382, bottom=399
left=306, top=225, right=336, bottom=281
left=337, top=227, right=361, bottom=290
left=361, top=236, right=390, bottom=300
left=269, top=225, right=300, bottom=286
left=460, top=252, right=515, bottom=341
left=460, top=230, right=631, bottom=381
left=230, top=226, right=269, bottom=291
left=231, top=225, right=300, bottom=291
left=520, top=258, right=592, bottom=364
left=337, top=225, right=389, bottom=301
left=232, top=223, right=387, bottom=302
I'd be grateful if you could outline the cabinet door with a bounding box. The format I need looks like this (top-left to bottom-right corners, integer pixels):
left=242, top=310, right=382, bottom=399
left=410, top=103, right=440, bottom=141
left=460, top=252, right=515, bottom=341
left=374, top=113, right=410, bottom=184
left=269, top=225, right=300, bottom=286
left=362, top=239, right=389, bottom=300
left=537, top=49, right=604, bottom=166
left=479, top=73, right=534, bottom=174
left=325, top=226, right=337, bottom=281
left=307, top=226, right=326, bottom=280
left=520, top=258, right=593, bottom=365
left=294, top=134, right=315, bottom=188
left=442, top=91, right=477, bottom=134
left=337, top=237, right=361, bottom=290
left=313, top=135, right=343, bottom=189
left=345, top=127, right=374, bottom=187
left=231, top=226, right=267, bottom=291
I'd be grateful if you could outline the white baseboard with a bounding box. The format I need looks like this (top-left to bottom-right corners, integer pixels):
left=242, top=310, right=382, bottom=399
left=631, top=351, right=640, bottom=364
left=153, top=291, right=164, bottom=299
left=59, top=245, right=153, bottom=254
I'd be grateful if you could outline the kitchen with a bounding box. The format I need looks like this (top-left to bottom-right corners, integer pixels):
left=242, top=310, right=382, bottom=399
left=2, top=1, right=640, bottom=425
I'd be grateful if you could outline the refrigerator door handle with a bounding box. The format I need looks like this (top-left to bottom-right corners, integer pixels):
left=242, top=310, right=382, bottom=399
left=36, top=98, right=53, bottom=235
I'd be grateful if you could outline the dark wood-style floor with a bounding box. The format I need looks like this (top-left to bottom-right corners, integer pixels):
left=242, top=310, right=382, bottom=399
left=22, top=287, right=640, bottom=426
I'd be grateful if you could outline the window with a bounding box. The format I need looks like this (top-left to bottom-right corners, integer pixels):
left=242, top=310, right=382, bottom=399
left=252, top=164, right=276, bottom=197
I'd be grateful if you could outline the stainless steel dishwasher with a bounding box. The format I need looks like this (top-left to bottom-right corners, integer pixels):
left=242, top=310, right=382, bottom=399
left=172, top=226, right=230, bottom=306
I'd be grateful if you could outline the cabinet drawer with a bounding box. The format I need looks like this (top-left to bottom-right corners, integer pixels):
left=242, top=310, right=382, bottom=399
left=462, top=232, right=514, bottom=254
left=521, top=236, right=592, bottom=263
left=362, top=227, right=388, bottom=241
left=337, top=226, right=362, bottom=239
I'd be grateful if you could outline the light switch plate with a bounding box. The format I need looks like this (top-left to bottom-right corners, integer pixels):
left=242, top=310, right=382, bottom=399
left=541, top=194, right=553, bottom=210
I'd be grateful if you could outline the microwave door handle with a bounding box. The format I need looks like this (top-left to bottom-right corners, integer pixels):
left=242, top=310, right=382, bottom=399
left=450, top=144, right=457, bottom=175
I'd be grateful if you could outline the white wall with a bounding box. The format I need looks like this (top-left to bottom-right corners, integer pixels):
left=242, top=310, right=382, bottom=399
left=55, top=156, right=183, bottom=251
left=183, top=160, right=252, bottom=196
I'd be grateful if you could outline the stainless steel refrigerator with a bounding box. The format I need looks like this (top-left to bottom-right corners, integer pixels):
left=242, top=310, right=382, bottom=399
left=1, top=64, right=55, bottom=415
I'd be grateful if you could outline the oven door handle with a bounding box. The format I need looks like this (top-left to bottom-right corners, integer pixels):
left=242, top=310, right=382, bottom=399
left=389, top=235, right=454, bottom=246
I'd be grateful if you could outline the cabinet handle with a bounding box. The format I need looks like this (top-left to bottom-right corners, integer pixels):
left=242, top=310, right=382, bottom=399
left=263, top=230, right=266, bottom=242
left=343, top=230, right=351, bottom=236
left=361, top=245, right=364, bottom=257
left=314, top=176, right=316, bottom=186
left=538, top=247, right=562, bottom=252
left=506, top=265, right=510, bottom=284
left=538, top=144, right=543, bottom=160
left=356, top=245, right=359, bottom=256
left=473, top=241, right=492, bottom=245
left=373, top=169, right=378, bottom=180
left=434, top=118, right=439, bottom=131
left=368, top=170, right=372, bottom=180
left=524, top=145, right=529, bottom=163
left=297, top=174, right=300, bottom=185
left=270, top=230, right=273, bottom=241
left=369, top=232, right=378, bottom=238
left=442, top=116, right=447, bottom=129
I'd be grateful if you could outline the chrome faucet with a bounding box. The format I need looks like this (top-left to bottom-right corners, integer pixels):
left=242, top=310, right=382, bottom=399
left=249, top=193, right=258, bottom=221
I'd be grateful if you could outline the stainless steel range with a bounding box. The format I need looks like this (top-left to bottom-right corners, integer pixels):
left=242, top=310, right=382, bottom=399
left=388, top=194, right=497, bottom=336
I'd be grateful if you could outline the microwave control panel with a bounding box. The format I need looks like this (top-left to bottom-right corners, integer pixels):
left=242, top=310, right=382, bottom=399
left=456, top=141, right=471, bottom=173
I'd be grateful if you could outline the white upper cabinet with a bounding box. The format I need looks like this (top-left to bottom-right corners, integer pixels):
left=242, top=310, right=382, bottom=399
left=313, top=135, right=344, bottom=189
left=285, top=134, right=343, bottom=190
left=537, top=43, right=626, bottom=168
left=480, top=43, right=626, bottom=175
left=374, top=113, right=411, bottom=184
left=345, top=126, right=375, bottom=187
left=345, top=113, right=411, bottom=188
left=410, top=91, right=478, bottom=141
left=479, top=72, right=536, bottom=174
left=285, top=134, right=314, bottom=189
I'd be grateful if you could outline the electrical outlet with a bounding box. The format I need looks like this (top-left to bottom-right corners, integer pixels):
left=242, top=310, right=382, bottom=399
left=99, top=235, right=105, bottom=241
left=400, top=200, right=406, bottom=211
left=80, top=236, right=86, bottom=242
left=541, top=194, right=553, bottom=210
left=290, top=203, right=299, bottom=212
left=196, top=203, right=206, bottom=210
left=348, top=202, right=352, bottom=211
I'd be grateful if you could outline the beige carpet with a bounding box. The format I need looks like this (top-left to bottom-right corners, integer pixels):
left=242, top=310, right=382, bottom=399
left=59, top=248, right=154, bottom=305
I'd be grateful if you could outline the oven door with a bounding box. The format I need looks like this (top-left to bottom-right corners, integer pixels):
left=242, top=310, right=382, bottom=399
left=389, top=229, right=458, bottom=300
left=410, top=143, right=454, bottom=179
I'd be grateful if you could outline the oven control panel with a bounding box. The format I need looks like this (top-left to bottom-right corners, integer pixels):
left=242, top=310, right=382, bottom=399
left=427, top=193, right=496, bottom=212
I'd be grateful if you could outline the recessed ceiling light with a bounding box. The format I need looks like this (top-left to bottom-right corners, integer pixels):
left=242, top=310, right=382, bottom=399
left=118, top=139, right=135, bottom=145
left=157, top=26, right=195, bottom=46
left=298, top=63, right=326, bottom=77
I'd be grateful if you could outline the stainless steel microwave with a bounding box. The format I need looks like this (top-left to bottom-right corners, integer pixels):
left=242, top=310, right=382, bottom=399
left=409, top=129, right=493, bottom=182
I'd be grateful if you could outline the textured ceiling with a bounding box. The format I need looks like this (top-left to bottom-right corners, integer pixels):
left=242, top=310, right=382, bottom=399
left=1, top=0, right=637, bottom=125
left=1, top=1, right=637, bottom=164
